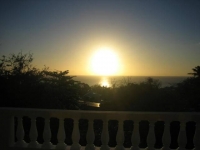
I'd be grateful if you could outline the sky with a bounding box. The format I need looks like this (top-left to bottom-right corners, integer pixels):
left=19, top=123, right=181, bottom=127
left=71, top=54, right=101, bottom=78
left=0, top=0, right=200, bottom=76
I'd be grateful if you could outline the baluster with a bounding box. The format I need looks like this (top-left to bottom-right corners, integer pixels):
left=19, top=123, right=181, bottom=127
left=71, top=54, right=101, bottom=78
left=71, top=118, right=81, bottom=150
left=193, top=121, right=200, bottom=150
left=9, top=116, right=15, bottom=147
left=42, top=117, right=52, bottom=149
left=146, top=121, right=155, bottom=150
left=100, top=120, right=109, bottom=150
left=15, top=116, right=27, bottom=147
left=115, top=120, right=125, bottom=150
left=85, top=119, right=95, bottom=150
left=56, top=118, right=67, bottom=149
left=177, top=122, right=186, bottom=150
left=28, top=117, right=40, bottom=148
left=130, top=121, right=140, bottom=150
left=162, top=121, right=171, bottom=150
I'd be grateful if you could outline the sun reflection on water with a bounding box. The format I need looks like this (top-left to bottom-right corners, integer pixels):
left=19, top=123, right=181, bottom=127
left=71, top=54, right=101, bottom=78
left=99, top=77, right=111, bottom=87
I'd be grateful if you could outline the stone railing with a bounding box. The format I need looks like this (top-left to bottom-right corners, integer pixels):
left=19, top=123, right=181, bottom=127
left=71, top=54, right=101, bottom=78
left=0, top=107, right=200, bottom=150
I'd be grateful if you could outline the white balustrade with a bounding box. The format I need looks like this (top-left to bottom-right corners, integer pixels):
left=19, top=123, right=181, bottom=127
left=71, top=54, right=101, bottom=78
left=85, top=119, right=95, bottom=150
left=15, top=116, right=27, bottom=147
left=130, top=121, right=140, bottom=150
left=177, top=122, right=187, bottom=150
left=161, top=121, right=171, bottom=150
left=100, top=120, right=109, bottom=150
left=1, top=108, right=200, bottom=150
left=71, top=118, right=81, bottom=150
left=193, top=122, right=200, bottom=150
left=56, top=117, right=66, bottom=150
left=146, top=121, right=155, bottom=150
left=28, top=117, right=40, bottom=148
left=115, top=120, right=125, bottom=150
left=42, top=117, right=53, bottom=149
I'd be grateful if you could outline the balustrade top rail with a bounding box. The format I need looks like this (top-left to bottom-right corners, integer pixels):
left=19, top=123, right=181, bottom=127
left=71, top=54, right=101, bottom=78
left=1, top=107, right=200, bottom=122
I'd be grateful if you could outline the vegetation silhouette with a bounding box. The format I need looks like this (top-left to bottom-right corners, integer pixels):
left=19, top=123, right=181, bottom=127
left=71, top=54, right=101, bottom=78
left=90, top=69, right=200, bottom=112
left=0, top=52, right=89, bottom=109
left=188, top=66, right=200, bottom=78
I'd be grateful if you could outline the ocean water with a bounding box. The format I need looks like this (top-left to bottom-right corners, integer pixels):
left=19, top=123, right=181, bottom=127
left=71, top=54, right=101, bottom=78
left=73, top=76, right=188, bottom=87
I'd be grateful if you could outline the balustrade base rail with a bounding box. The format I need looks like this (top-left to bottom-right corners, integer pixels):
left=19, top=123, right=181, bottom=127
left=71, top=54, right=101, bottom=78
left=0, top=108, right=200, bottom=150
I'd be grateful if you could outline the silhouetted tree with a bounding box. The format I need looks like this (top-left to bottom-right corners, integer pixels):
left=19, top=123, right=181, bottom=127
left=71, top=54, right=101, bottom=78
left=0, top=52, right=89, bottom=109
left=176, top=66, right=200, bottom=111
left=188, top=66, right=200, bottom=78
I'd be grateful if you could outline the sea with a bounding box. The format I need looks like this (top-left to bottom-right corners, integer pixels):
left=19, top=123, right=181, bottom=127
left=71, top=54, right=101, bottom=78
left=73, top=76, right=188, bottom=88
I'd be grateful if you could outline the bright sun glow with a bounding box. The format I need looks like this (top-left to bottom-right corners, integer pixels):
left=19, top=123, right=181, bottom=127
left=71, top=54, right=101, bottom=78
left=90, top=47, right=119, bottom=75
left=99, top=77, right=110, bottom=87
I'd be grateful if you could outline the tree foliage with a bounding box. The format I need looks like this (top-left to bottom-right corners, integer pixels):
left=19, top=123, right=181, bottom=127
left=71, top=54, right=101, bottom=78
left=91, top=74, right=200, bottom=111
left=0, top=52, right=89, bottom=109
left=188, top=66, right=200, bottom=78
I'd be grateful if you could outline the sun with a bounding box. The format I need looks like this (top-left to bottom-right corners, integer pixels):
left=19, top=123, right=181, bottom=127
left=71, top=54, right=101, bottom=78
left=90, top=47, right=119, bottom=76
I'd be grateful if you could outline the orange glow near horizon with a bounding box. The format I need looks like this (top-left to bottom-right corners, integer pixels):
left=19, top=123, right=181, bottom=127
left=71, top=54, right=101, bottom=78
left=90, top=47, right=120, bottom=76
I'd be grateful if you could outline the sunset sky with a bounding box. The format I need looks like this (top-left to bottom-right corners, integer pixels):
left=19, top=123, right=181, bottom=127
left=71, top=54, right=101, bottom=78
left=0, top=0, right=200, bottom=76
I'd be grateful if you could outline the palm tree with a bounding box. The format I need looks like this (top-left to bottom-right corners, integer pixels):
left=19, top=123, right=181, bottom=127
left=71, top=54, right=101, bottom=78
left=188, top=66, right=200, bottom=78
